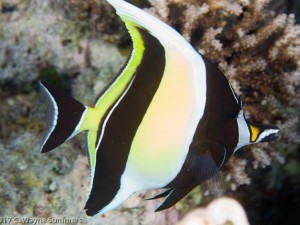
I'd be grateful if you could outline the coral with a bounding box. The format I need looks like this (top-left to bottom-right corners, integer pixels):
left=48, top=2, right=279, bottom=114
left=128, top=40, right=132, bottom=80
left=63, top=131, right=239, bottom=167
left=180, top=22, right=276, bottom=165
left=0, top=0, right=124, bottom=101
left=144, top=0, right=170, bottom=22
left=0, top=0, right=29, bottom=13
left=225, top=158, right=251, bottom=191
left=66, top=0, right=129, bottom=44
left=176, top=197, right=250, bottom=225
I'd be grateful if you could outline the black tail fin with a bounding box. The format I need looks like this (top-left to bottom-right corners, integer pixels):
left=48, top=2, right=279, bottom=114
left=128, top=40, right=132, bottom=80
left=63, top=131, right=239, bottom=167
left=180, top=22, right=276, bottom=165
left=39, top=81, right=86, bottom=153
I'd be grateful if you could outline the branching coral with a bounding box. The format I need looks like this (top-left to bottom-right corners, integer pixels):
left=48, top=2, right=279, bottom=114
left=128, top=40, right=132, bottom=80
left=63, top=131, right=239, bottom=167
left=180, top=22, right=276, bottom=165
left=146, top=0, right=300, bottom=190
left=66, top=0, right=129, bottom=43
left=145, top=0, right=170, bottom=22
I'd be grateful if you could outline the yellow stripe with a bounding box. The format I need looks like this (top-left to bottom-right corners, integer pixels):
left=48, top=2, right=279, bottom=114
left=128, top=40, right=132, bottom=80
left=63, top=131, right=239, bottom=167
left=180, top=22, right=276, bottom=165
left=78, top=20, right=145, bottom=133
left=250, top=124, right=260, bottom=142
left=88, top=131, right=97, bottom=169
left=78, top=19, right=145, bottom=173
left=94, top=19, right=144, bottom=110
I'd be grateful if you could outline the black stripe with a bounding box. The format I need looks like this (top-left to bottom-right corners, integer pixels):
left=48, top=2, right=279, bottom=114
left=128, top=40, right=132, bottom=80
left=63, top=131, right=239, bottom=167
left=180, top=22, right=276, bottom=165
left=94, top=56, right=134, bottom=150
left=85, top=28, right=166, bottom=216
left=195, top=56, right=239, bottom=156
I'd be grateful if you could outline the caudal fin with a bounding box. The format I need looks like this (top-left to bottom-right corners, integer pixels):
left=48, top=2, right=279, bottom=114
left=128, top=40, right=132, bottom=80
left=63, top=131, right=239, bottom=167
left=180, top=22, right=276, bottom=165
left=39, top=81, right=86, bottom=153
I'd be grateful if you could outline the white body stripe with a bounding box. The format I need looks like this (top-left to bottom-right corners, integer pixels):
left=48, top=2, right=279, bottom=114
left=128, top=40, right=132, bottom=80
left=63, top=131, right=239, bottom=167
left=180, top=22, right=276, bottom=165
left=125, top=47, right=206, bottom=188
left=234, top=110, right=251, bottom=152
left=98, top=173, right=139, bottom=214
left=107, top=0, right=199, bottom=60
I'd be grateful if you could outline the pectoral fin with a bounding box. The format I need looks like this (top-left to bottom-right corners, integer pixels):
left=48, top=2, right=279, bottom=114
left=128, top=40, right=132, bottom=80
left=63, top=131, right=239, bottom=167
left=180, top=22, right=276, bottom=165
left=187, top=140, right=227, bottom=180
left=185, top=140, right=226, bottom=194
left=186, top=151, right=219, bottom=183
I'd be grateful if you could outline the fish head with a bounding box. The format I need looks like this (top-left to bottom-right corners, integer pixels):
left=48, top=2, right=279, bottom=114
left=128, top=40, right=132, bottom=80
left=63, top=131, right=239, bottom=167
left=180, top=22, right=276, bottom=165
left=234, top=109, right=279, bottom=152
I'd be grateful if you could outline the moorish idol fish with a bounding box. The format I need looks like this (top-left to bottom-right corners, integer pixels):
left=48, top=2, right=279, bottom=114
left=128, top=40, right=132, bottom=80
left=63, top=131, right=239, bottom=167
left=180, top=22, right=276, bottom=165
left=39, top=0, right=279, bottom=216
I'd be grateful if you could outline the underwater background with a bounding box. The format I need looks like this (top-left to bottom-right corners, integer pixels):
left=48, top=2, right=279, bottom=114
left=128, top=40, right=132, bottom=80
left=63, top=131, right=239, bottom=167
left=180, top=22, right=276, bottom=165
left=0, top=0, right=299, bottom=224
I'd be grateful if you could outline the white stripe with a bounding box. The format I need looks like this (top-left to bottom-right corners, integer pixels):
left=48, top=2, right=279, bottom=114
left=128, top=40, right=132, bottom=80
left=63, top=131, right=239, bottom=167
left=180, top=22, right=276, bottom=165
left=95, top=76, right=136, bottom=152
left=94, top=50, right=134, bottom=107
left=107, top=0, right=198, bottom=60
left=67, top=106, right=88, bottom=141
left=87, top=132, right=95, bottom=197
left=155, top=188, right=175, bottom=211
left=257, top=129, right=279, bottom=142
left=97, top=173, right=138, bottom=214
left=234, top=110, right=250, bottom=153
left=39, top=82, right=58, bottom=152
left=228, top=83, right=239, bottom=104
left=94, top=11, right=138, bottom=108
left=218, top=148, right=227, bottom=169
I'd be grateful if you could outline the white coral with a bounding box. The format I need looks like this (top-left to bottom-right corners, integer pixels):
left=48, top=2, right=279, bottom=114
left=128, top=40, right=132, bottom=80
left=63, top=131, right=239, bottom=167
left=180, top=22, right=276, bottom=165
left=202, top=27, right=223, bottom=51
left=176, top=197, right=250, bottom=225
left=146, top=0, right=169, bottom=22
left=209, top=0, right=243, bottom=16
left=252, top=146, right=272, bottom=169
left=183, top=3, right=209, bottom=41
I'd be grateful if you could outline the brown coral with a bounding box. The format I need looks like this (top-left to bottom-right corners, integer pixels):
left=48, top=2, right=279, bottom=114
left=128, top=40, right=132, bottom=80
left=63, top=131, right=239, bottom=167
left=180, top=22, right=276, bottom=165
left=66, top=0, right=129, bottom=44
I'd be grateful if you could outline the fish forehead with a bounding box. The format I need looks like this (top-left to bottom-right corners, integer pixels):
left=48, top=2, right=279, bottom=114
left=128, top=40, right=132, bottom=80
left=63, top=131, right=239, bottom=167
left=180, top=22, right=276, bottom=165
left=124, top=46, right=207, bottom=189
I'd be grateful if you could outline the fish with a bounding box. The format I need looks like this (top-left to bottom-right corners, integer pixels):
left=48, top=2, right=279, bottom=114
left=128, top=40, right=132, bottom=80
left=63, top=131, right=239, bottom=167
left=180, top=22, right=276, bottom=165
left=39, top=0, right=279, bottom=216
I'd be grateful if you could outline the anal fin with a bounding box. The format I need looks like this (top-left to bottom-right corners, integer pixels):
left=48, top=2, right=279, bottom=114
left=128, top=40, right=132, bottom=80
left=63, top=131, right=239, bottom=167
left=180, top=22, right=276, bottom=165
left=155, top=186, right=195, bottom=212
left=146, top=189, right=173, bottom=200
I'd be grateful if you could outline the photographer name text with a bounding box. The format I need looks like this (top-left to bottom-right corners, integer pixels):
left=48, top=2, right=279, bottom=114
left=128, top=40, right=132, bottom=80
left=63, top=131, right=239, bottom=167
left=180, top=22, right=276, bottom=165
left=0, top=216, right=84, bottom=224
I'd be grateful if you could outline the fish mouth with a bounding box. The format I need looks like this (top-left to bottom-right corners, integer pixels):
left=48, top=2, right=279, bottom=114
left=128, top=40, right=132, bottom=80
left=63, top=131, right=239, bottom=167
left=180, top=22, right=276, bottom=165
left=260, top=129, right=280, bottom=142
